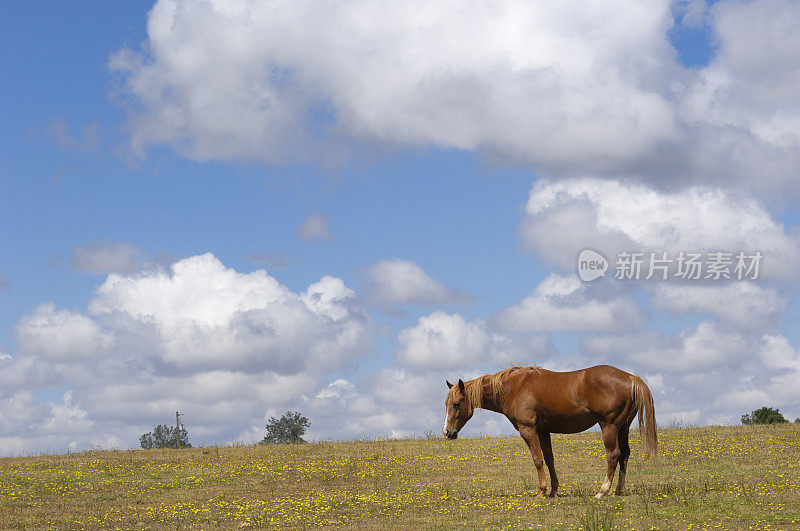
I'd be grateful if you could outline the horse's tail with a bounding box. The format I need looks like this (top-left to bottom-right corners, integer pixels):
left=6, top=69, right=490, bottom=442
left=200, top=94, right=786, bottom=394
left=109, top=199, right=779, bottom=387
left=631, top=375, right=658, bottom=458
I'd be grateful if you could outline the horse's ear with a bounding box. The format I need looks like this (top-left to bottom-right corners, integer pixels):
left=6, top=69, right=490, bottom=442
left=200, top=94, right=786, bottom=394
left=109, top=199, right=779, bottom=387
left=458, top=379, right=465, bottom=393
left=446, top=380, right=453, bottom=389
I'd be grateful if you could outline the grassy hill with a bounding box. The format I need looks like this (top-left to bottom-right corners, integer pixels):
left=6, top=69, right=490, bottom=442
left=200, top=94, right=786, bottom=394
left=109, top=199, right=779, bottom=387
left=1, top=424, right=798, bottom=529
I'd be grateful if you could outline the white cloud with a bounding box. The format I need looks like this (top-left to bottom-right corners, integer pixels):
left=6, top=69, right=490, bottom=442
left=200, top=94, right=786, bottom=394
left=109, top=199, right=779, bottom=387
left=650, top=282, right=786, bottom=330
left=110, top=0, right=800, bottom=195
left=583, top=321, right=755, bottom=372
left=70, top=241, right=142, bottom=275
left=395, top=311, right=551, bottom=370
left=519, top=178, right=800, bottom=278
left=314, top=378, right=355, bottom=401
left=79, top=371, right=318, bottom=428
left=0, top=391, right=49, bottom=437
left=362, top=258, right=470, bottom=306
left=679, top=0, right=800, bottom=196
left=0, top=391, right=95, bottom=456
left=2, top=253, right=372, bottom=453
left=297, top=214, right=332, bottom=241
left=491, top=273, right=640, bottom=332
left=81, top=253, right=369, bottom=372
left=758, top=334, right=800, bottom=371
left=16, top=303, right=112, bottom=361
left=714, top=388, right=771, bottom=414
left=109, top=1, right=677, bottom=172
left=301, top=275, right=357, bottom=321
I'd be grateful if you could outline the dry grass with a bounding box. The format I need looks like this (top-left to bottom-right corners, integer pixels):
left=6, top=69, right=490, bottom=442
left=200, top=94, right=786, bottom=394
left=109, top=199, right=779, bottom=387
left=1, top=424, right=798, bottom=530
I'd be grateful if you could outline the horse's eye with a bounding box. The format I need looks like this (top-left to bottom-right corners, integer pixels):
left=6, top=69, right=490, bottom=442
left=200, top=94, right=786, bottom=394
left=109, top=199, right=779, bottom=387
left=454, top=401, right=461, bottom=408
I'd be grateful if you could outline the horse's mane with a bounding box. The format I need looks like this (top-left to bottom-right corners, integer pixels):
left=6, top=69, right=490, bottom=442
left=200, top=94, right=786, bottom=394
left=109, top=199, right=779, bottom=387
left=464, top=365, right=541, bottom=411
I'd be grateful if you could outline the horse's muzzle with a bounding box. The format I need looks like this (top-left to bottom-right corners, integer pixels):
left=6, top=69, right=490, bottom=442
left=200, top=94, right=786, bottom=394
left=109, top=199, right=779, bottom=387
left=443, top=429, right=458, bottom=439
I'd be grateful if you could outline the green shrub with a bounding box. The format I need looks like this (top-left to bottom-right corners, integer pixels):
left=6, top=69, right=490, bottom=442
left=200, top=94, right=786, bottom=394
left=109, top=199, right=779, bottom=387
left=741, top=407, right=788, bottom=425
left=140, top=424, right=191, bottom=449
left=262, top=411, right=310, bottom=444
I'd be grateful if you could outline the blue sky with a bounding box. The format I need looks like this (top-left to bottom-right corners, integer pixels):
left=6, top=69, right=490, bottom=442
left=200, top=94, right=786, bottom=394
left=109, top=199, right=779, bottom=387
left=2, top=0, right=800, bottom=454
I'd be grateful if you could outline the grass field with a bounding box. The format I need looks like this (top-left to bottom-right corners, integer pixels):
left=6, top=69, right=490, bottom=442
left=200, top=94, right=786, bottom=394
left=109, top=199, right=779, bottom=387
left=1, top=424, right=798, bottom=530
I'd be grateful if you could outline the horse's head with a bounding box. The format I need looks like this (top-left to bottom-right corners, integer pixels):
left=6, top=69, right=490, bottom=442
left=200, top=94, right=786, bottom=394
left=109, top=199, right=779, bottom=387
left=443, top=379, right=473, bottom=439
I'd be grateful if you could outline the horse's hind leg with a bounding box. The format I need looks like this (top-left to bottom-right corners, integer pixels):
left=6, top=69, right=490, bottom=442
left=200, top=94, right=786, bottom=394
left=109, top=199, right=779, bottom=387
left=595, top=423, right=621, bottom=499
left=538, top=431, right=559, bottom=497
left=614, top=426, right=631, bottom=495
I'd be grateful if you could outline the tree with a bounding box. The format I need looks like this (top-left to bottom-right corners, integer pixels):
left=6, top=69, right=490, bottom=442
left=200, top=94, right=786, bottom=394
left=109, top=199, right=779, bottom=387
left=741, top=407, right=788, bottom=425
left=140, top=423, right=191, bottom=449
left=262, top=411, right=310, bottom=444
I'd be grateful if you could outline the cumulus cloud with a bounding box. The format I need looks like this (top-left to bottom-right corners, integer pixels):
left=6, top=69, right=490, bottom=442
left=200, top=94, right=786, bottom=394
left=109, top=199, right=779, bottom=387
left=518, top=178, right=800, bottom=279
left=583, top=321, right=755, bottom=372
left=715, top=332, right=800, bottom=417
left=2, top=253, right=372, bottom=453
left=491, top=273, right=640, bottom=332
left=395, top=311, right=551, bottom=371
left=15, top=303, right=113, bottom=361
left=81, top=253, right=368, bottom=372
left=297, top=214, right=332, bottom=241
left=70, top=241, right=142, bottom=275
left=650, top=282, right=786, bottom=330
left=362, top=258, right=470, bottom=306
left=109, top=0, right=800, bottom=195
left=304, top=375, right=421, bottom=439
left=110, top=0, right=678, bottom=168
left=679, top=0, right=800, bottom=196
left=0, top=390, right=97, bottom=456
left=758, top=334, right=800, bottom=372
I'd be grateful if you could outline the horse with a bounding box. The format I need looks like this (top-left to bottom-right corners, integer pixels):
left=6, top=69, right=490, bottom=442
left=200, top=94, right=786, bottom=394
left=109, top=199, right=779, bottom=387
left=442, top=364, right=657, bottom=498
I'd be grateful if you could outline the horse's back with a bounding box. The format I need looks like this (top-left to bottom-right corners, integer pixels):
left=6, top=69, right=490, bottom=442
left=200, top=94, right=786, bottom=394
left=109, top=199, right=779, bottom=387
left=505, top=365, right=636, bottom=433
left=580, top=365, right=636, bottom=391
left=505, top=368, right=593, bottom=432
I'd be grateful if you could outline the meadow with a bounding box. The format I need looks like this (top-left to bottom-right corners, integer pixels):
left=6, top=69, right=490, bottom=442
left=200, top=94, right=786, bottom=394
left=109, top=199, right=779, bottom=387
left=0, top=424, right=798, bottom=530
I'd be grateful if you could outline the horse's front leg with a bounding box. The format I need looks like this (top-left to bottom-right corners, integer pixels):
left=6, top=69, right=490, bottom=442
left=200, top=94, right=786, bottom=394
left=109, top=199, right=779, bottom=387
left=518, top=424, right=548, bottom=497
left=538, top=431, right=559, bottom=497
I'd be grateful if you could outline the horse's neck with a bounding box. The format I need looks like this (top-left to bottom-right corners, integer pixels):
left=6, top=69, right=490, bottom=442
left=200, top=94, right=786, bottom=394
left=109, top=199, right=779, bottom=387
left=476, top=376, right=503, bottom=414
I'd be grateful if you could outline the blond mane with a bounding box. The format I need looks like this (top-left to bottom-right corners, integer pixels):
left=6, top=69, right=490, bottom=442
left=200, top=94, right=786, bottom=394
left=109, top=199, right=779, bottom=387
left=462, top=365, right=541, bottom=412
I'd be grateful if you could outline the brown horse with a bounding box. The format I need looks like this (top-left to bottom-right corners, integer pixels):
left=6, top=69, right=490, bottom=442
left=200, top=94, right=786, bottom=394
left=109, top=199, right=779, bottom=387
left=443, top=365, right=657, bottom=498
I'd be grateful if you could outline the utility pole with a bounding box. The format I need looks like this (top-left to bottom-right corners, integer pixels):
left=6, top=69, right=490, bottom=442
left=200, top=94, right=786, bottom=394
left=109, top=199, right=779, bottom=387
left=176, top=411, right=182, bottom=449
